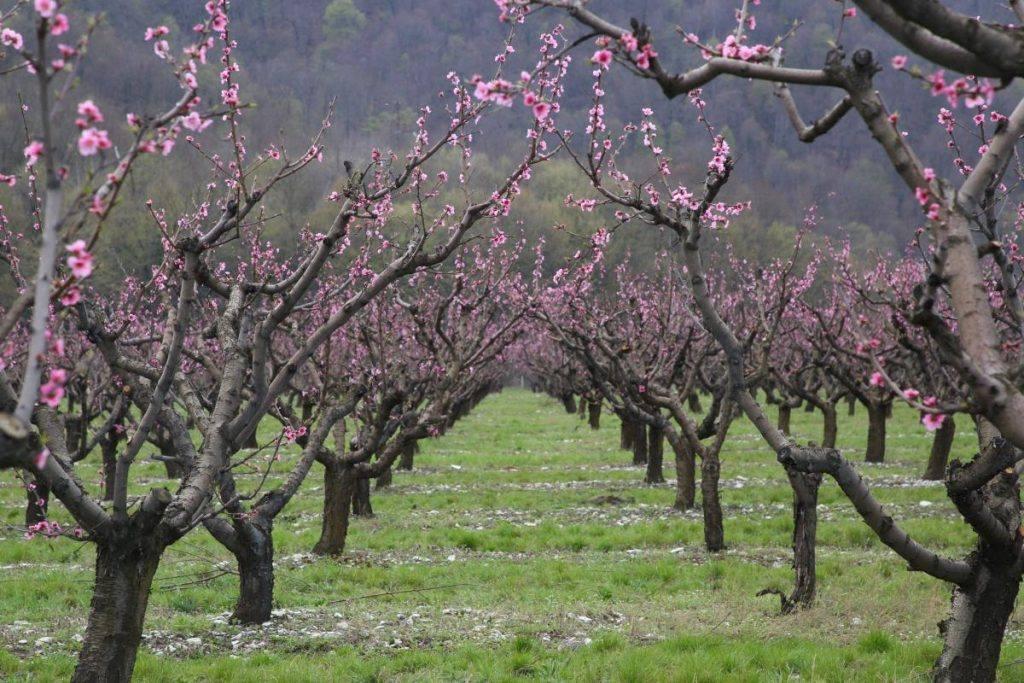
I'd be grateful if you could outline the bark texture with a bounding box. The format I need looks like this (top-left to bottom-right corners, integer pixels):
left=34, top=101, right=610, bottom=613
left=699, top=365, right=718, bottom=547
left=865, top=402, right=887, bottom=463
left=72, top=538, right=163, bottom=683
left=312, top=462, right=355, bottom=555
left=645, top=425, right=666, bottom=484
left=701, top=452, right=724, bottom=552
left=924, top=417, right=956, bottom=481
left=673, top=441, right=695, bottom=510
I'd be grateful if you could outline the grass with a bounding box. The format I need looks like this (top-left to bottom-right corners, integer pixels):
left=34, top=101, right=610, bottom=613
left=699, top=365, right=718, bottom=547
left=1, top=388, right=1023, bottom=681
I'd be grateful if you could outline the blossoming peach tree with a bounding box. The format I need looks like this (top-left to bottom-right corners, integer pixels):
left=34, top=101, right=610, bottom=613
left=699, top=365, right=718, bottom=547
left=0, top=2, right=570, bottom=680
left=506, top=0, right=1024, bottom=678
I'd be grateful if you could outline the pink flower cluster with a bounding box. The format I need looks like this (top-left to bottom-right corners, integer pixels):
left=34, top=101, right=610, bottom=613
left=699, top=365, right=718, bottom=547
left=283, top=424, right=307, bottom=442
left=66, top=239, right=94, bottom=279
left=23, top=140, right=44, bottom=166
left=24, top=519, right=77, bottom=540
left=927, top=71, right=995, bottom=109
left=39, top=368, right=66, bottom=407
left=708, top=136, right=730, bottom=175
left=1, top=27, right=23, bottom=50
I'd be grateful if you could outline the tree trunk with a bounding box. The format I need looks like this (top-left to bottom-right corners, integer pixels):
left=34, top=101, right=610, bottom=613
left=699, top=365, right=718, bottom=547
left=101, top=440, right=117, bottom=502
left=777, top=404, right=792, bottom=436
left=619, top=419, right=634, bottom=451
left=577, top=398, right=587, bottom=419
left=847, top=395, right=856, bottom=416
left=701, top=452, right=724, bottom=552
left=561, top=394, right=577, bottom=414
left=162, top=458, right=183, bottom=479
left=923, top=417, right=956, bottom=481
left=398, top=441, right=415, bottom=470
left=352, top=475, right=373, bottom=516
left=312, top=462, right=355, bottom=555
left=673, top=441, right=695, bottom=510
left=230, top=519, right=275, bottom=625
left=645, top=425, right=665, bottom=484
left=375, top=466, right=392, bottom=490
left=587, top=401, right=601, bottom=430
left=934, top=553, right=1020, bottom=682
left=865, top=403, right=887, bottom=463
left=632, top=423, right=648, bottom=465
left=787, top=472, right=820, bottom=612
left=72, top=539, right=163, bottom=683
left=65, top=415, right=85, bottom=457
left=25, top=475, right=49, bottom=526
left=822, top=405, right=838, bottom=450
left=687, top=392, right=702, bottom=413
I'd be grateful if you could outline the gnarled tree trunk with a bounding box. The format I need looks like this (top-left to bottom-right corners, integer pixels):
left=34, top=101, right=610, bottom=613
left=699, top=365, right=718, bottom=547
left=865, top=402, right=887, bottom=463
left=645, top=425, right=665, bottom=484
left=230, top=517, right=275, bottom=624
left=787, top=472, right=820, bottom=612
left=72, top=538, right=164, bottom=683
left=923, top=417, right=956, bottom=481
left=312, top=461, right=355, bottom=555
left=822, top=404, right=838, bottom=450
left=101, top=439, right=117, bottom=502
left=619, top=418, right=634, bottom=451
left=561, top=394, right=577, bottom=414
left=673, top=441, right=695, bottom=510
left=352, top=474, right=373, bottom=517
left=777, top=404, right=792, bottom=436
left=375, top=466, right=392, bottom=490
left=587, top=400, right=601, bottom=430
left=398, top=441, right=416, bottom=470
left=632, top=423, right=648, bottom=465
left=934, top=552, right=1020, bottom=682
left=701, top=452, right=724, bottom=552
left=687, top=392, right=702, bottom=413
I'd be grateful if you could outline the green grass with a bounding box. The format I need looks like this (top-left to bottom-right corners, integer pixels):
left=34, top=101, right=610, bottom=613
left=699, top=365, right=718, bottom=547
left=1, top=388, right=1023, bottom=681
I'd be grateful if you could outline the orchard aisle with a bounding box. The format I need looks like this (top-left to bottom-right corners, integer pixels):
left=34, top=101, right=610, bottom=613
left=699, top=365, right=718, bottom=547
left=0, top=389, right=1017, bottom=680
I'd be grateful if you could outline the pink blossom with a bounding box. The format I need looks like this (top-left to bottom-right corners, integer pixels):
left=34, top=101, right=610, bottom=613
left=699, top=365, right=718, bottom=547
left=181, top=111, right=208, bottom=132
left=66, top=239, right=88, bottom=257
left=34, top=448, right=49, bottom=470
left=1, top=28, right=24, bottom=50
left=0, top=174, right=15, bottom=187
left=904, top=388, right=920, bottom=400
left=50, top=13, right=69, bottom=35
left=592, top=49, right=614, bottom=68
left=890, top=55, right=907, bottom=69
left=77, top=99, right=104, bottom=123
left=922, top=413, right=946, bottom=432
left=66, top=241, right=93, bottom=278
left=34, top=0, right=57, bottom=18
left=23, top=141, right=44, bottom=166
left=78, top=127, right=111, bottom=156
left=144, top=25, right=170, bottom=41
left=283, top=425, right=307, bottom=442
left=532, top=102, right=551, bottom=121
left=39, top=370, right=66, bottom=407
left=869, top=372, right=885, bottom=387
left=60, top=285, right=80, bottom=306
left=843, top=7, right=857, bottom=18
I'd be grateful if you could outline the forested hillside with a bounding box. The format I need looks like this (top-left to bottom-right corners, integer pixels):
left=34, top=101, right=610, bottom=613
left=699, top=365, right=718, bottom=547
left=0, top=0, right=1006, bottom=288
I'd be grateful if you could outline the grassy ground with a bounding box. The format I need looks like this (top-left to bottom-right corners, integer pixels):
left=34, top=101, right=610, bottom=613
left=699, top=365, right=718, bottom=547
left=1, top=388, right=1023, bottom=681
